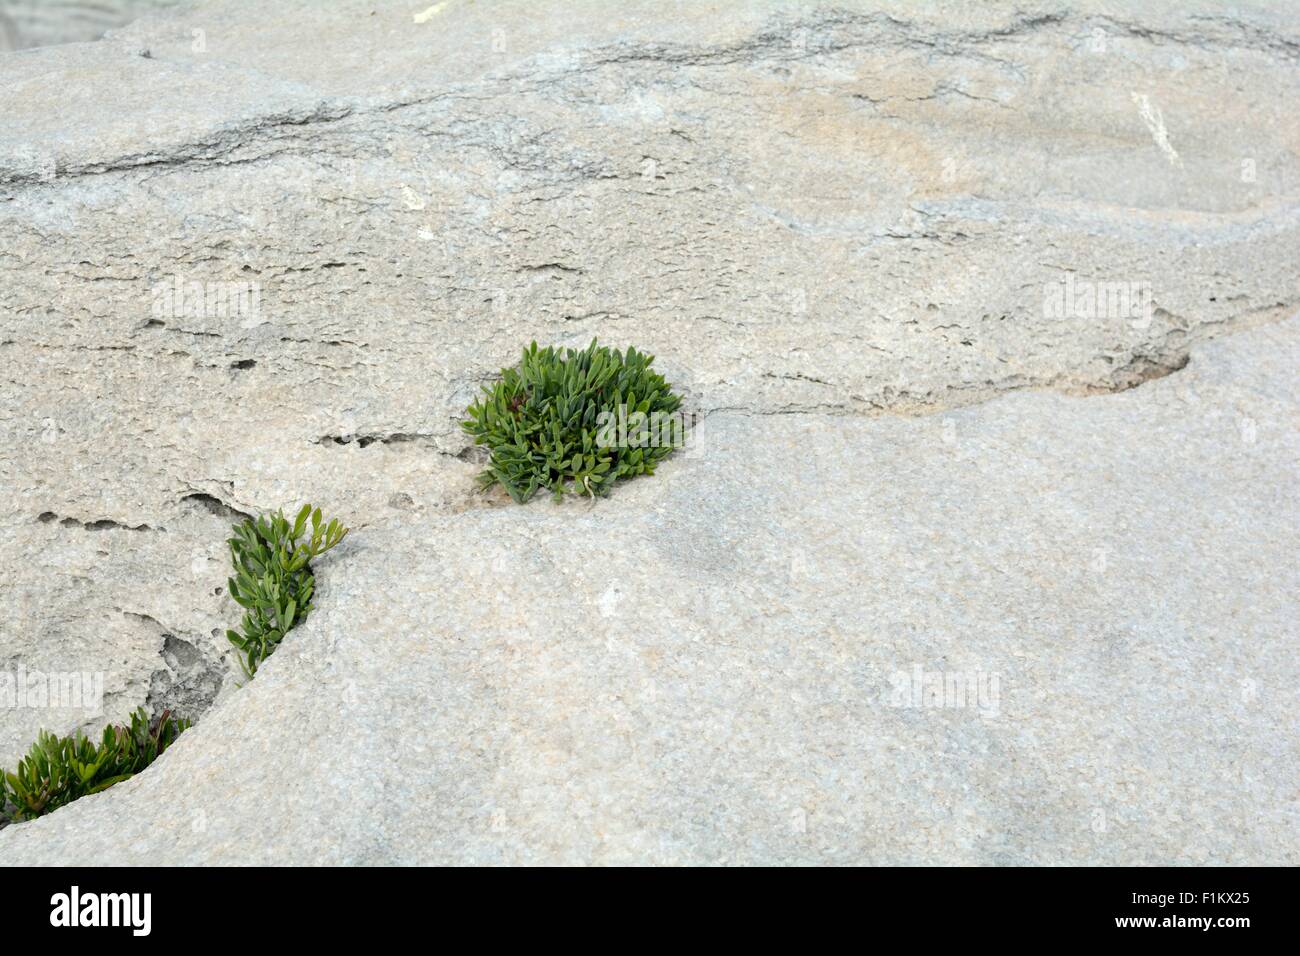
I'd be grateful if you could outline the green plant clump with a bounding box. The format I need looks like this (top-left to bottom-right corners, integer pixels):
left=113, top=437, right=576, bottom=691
left=462, top=339, right=686, bottom=502
left=226, top=504, right=348, bottom=677
left=1, top=708, right=190, bottom=824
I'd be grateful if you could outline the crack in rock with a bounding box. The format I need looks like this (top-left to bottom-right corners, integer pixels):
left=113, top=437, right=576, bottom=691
left=36, top=512, right=153, bottom=532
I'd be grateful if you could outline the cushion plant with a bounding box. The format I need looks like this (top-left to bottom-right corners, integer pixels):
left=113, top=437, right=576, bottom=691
left=1, top=708, right=189, bottom=823
left=462, top=339, right=686, bottom=502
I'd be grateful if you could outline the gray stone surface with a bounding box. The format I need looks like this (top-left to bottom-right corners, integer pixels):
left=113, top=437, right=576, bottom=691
left=0, top=1, right=179, bottom=50
left=2, top=319, right=1297, bottom=864
left=0, top=0, right=1297, bottom=863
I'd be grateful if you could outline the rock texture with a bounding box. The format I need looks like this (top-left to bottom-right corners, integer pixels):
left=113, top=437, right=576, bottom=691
left=0, top=1, right=178, bottom=50
left=3, top=319, right=1298, bottom=864
left=0, top=0, right=1297, bottom=863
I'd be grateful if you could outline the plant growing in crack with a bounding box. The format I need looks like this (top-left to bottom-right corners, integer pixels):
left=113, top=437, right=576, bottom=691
left=0, top=708, right=189, bottom=824
left=0, top=505, right=348, bottom=825
left=462, top=338, right=687, bottom=503
left=226, top=504, right=348, bottom=677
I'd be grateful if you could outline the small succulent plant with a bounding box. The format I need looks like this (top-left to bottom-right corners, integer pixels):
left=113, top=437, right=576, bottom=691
left=462, top=339, right=686, bottom=502
left=226, top=504, right=348, bottom=677
left=0, top=708, right=190, bottom=824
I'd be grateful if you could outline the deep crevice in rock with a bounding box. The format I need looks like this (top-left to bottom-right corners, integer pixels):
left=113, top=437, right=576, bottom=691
left=181, top=492, right=253, bottom=523
left=144, top=633, right=226, bottom=725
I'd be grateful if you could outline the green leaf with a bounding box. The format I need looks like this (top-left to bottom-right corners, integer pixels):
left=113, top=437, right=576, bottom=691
left=0, top=708, right=191, bottom=824
left=462, top=339, right=686, bottom=504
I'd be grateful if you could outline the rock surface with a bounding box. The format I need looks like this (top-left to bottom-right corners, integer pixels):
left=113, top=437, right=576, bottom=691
left=3, top=318, right=1298, bottom=864
left=0, top=0, right=1297, bottom=863
left=0, top=1, right=178, bottom=51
